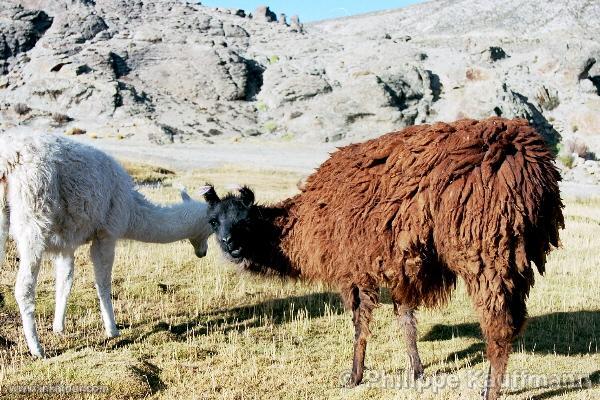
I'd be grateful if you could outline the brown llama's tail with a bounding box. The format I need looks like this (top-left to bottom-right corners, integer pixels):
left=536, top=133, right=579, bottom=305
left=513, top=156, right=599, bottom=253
left=470, top=118, right=563, bottom=400
left=483, top=118, right=564, bottom=276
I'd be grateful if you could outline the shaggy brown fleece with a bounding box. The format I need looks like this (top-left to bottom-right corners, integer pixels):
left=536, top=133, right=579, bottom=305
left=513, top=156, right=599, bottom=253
left=209, top=117, right=564, bottom=399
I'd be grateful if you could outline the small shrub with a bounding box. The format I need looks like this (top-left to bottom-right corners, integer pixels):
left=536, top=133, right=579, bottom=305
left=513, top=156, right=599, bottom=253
left=280, top=132, right=295, bottom=141
left=535, top=86, right=559, bottom=111
left=558, top=153, right=575, bottom=169
left=13, top=103, right=31, bottom=115
left=256, top=102, right=268, bottom=112
left=65, top=127, right=86, bottom=136
left=562, top=138, right=589, bottom=158
left=268, top=55, right=279, bottom=64
left=263, top=121, right=277, bottom=133
left=51, top=112, right=72, bottom=125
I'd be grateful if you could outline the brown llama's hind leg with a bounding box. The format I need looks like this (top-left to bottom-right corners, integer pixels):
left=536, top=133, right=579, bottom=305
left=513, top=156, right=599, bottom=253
left=469, top=278, right=529, bottom=400
left=393, top=303, right=424, bottom=381
left=341, top=284, right=379, bottom=387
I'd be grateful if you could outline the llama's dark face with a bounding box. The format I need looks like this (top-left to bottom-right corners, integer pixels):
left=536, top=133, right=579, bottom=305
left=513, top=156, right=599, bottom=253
left=202, top=185, right=255, bottom=262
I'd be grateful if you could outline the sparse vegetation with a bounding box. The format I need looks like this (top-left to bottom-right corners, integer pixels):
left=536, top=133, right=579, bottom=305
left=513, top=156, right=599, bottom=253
left=535, top=85, right=560, bottom=111
left=0, top=165, right=598, bottom=399
left=263, top=120, right=278, bottom=133
left=51, top=112, right=72, bottom=126
left=12, top=103, right=31, bottom=115
left=558, top=153, right=575, bottom=169
left=119, top=160, right=175, bottom=185
left=65, top=127, right=86, bottom=136
left=280, top=132, right=295, bottom=141
left=268, top=55, right=280, bottom=64
left=562, top=138, right=590, bottom=159
left=256, top=101, right=268, bottom=112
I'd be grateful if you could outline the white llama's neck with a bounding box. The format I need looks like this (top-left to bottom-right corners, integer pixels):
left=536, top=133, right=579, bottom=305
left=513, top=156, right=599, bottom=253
left=124, top=193, right=209, bottom=243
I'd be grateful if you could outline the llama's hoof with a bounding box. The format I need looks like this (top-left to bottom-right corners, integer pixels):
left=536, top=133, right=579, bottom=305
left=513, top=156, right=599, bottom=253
left=411, top=367, right=424, bottom=381
left=340, top=371, right=361, bottom=388
left=344, top=375, right=362, bottom=388
left=30, top=347, right=46, bottom=359
left=52, top=325, right=65, bottom=335
left=106, top=329, right=120, bottom=338
left=480, top=386, right=494, bottom=400
left=343, top=379, right=358, bottom=389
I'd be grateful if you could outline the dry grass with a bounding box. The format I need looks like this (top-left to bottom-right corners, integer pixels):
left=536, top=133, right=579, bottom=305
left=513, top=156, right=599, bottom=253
left=119, top=161, right=176, bottom=186
left=0, top=163, right=598, bottom=399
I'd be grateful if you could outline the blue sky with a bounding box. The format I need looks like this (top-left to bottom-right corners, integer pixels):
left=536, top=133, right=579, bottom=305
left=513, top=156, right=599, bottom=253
left=199, top=1, right=425, bottom=22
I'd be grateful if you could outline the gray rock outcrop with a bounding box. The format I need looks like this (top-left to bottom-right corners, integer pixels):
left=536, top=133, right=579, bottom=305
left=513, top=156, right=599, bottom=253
left=0, top=0, right=598, bottom=154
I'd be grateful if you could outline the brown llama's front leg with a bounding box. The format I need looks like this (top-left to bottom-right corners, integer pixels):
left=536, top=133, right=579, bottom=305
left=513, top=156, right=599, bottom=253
left=344, top=285, right=378, bottom=387
left=471, top=277, right=529, bottom=400
left=394, top=303, right=424, bottom=381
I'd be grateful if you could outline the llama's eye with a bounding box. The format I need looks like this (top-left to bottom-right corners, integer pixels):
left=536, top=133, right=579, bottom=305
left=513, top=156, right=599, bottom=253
left=209, top=219, right=219, bottom=228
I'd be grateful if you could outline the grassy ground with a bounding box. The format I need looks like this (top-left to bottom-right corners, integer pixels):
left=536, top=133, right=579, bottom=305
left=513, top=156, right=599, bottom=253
left=0, top=163, right=598, bottom=399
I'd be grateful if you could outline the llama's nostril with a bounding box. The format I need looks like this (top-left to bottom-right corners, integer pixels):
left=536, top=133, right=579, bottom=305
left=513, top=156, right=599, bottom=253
left=222, top=236, right=233, bottom=245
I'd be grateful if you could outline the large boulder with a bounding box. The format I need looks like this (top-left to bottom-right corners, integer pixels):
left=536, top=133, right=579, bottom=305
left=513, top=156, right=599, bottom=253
left=495, top=83, right=560, bottom=150
left=0, top=4, right=53, bottom=73
left=258, top=62, right=332, bottom=108
left=254, top=5, right=277, bottom=22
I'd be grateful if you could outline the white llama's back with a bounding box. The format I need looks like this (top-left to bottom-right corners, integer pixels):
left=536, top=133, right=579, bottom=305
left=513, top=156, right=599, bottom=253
left=0, top=133, right=135, bottom=253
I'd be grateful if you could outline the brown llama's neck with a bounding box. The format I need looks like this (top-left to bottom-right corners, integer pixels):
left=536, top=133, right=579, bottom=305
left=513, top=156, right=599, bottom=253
left=239, top=197, right=302, bottom=278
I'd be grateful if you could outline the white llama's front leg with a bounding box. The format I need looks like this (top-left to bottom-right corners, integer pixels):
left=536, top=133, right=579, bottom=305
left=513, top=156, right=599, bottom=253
left=0, top=183, right=8, bottom=264
left=53, top=252, right=74, bottom=334
left=14, top=250, right=44, bottom=357
left=0, top=208, right=7, bottom=263
left=90, top=239, right=119, bottom=338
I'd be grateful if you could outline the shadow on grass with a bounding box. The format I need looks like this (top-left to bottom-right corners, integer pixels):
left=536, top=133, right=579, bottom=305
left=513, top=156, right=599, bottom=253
left=422, top=310, right=600, bottom=398
left=422, top=310, right=599, bottom=355
left=77, top=291, right=345, bottom=352
left=506, top=370, right=600, bottom=399
left=168, top=291, right=345, bottom=338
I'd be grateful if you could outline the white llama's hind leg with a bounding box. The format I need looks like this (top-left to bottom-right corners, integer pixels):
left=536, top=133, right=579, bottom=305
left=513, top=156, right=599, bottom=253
left=14, top=246, right=45, bottom=357
left=0, top=182, right=8, bottom=263
left=53, top=251, right=74, bottom=334
left=91, top=239, right=119, bottom=338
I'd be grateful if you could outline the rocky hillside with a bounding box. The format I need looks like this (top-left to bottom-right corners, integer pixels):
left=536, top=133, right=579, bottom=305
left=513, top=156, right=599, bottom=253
left=1, top=0, right=599, bottom=166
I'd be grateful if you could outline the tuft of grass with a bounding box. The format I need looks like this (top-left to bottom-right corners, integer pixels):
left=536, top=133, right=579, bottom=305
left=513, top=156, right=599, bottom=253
left=0, top=166, right=598, bottom=399
left=535, top=86, right=560, bottom=111
left=65, top=127, right=86, bottom=136
left=12, top=103, right=31, bottom=115
left=263, top=121, right=278, bottom=134
left=280, top=132, right=295, bottom=142
left=558, top=153, right=575, bottom=169
left=256, top=101, right=268, bottom=112
left=268, top=55, right=280, bottom=64
left=561, top=138, right=590, bottom=159
left=51, top=113, right=72, bottom=126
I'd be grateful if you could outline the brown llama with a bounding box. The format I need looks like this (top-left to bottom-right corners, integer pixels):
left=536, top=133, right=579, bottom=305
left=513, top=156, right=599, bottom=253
left=201, top=117, right=564, bottom=399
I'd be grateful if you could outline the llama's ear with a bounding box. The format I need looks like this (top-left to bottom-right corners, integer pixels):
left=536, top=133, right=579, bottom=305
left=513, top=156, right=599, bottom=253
left=180, top=188, right=192, bottom=202
left=238, top=186, right=255, bottom=208
left=198, top=184, right=220, bottom=206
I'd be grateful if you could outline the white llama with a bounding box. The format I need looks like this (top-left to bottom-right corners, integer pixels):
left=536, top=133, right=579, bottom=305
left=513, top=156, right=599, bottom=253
left=0, top=131, right=212, bottom=357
